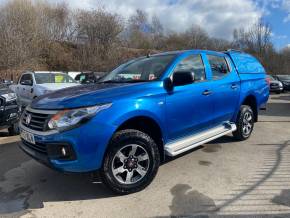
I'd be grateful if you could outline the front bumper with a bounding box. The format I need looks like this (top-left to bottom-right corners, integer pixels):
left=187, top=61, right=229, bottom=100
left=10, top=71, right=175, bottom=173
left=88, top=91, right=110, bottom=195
left=19, top=118, right=116, bottom=173
left=269, top=85, right=283, bottom=92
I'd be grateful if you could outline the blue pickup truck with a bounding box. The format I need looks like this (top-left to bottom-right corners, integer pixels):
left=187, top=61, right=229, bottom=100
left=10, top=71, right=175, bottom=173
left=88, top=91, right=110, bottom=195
left=19, top=50, right=269, bottom=194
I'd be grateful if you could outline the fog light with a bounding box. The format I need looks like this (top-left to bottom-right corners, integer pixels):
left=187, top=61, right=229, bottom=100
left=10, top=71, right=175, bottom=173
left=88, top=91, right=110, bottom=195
left=61, top=147, right=67, bottom=156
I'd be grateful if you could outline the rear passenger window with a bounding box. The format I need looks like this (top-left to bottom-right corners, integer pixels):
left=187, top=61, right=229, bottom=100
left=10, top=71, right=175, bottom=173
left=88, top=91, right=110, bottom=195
left=207, top=55, right=230, bottom=80
left=174, top=54, right=206, bottom=81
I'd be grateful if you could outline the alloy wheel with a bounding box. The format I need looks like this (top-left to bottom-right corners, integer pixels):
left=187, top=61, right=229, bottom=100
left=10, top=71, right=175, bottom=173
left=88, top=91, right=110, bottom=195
left=111, top=144, right=150, bottom=185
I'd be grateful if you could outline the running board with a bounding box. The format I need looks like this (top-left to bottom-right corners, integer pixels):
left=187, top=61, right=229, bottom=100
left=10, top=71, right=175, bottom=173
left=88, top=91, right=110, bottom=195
left=165, top=123, right=237, bottom=156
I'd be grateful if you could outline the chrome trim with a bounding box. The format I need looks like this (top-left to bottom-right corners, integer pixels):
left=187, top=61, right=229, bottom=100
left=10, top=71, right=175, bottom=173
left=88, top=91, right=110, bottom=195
left=165, top=123, right=237, bottom=156
left=19, top=122, right=58, bottom=136
left=26, top=105, right=59, bottom=115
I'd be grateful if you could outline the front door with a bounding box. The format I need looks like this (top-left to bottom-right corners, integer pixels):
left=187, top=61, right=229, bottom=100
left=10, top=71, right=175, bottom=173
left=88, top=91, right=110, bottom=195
left=18, top=73, right=34, bottom=106
left=166, top=54, right=214, bottom=141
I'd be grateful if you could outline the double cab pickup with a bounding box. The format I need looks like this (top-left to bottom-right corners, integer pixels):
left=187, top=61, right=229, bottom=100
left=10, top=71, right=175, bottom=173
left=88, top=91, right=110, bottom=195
left=19, top=50, right=269, bottom=194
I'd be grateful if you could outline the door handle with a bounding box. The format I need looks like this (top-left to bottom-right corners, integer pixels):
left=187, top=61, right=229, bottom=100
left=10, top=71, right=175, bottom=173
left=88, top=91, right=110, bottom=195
left=231, top=84, right=238, bottom=90
left=202, top=90, right=212, bottom=96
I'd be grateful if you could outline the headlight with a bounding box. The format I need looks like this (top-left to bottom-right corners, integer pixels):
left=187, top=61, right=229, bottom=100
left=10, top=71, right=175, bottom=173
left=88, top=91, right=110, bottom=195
left=1, top=93, right=17, bottom=102
left=279, top=82, right=283, bottom=87
left=47, top=103, right=112, bottom=131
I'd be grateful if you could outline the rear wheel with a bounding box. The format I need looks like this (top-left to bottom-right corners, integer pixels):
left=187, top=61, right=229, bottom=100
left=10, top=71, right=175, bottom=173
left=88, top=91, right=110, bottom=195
left=233, top=105, right=254, bottom=141
left=101, top=129, right=160, bottom=194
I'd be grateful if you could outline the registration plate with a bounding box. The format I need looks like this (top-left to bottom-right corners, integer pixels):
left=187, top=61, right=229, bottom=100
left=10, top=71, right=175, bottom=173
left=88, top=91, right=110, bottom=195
left=20, top=130, right=35, bottom=144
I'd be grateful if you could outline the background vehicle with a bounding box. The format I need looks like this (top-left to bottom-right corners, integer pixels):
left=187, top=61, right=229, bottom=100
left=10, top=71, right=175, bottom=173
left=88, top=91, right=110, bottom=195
left=19, top=50, right=269, bottom=194
left=0, top=84, right=20, bottom=135
left=267, top=75, right=283, bottom=94
left=1, top=79, right=14, bottom=87
left=74, top=71, right=99, bottom=84
left=273, top=75, right=290, bottom=91
left=72, top=71, right=107, bottom=84
left=67, top=72, right=82, bottom=80
left=10, top=71, right=79, bottom=107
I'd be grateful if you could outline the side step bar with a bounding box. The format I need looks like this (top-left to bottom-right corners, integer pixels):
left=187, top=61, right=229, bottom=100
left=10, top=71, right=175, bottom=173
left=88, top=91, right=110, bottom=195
left=165, top=123, right=237, bottom=156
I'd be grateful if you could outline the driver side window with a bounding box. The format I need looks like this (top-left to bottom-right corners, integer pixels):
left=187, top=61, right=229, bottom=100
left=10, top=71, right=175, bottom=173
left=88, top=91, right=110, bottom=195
left=20, top=74, right=33, bottom=85
left=173, top=54, right=206, bottom=82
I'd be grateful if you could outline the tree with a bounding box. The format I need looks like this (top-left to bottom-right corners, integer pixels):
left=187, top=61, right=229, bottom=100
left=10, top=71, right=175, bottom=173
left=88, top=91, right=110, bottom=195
left=233, top=20, right=272, bottom=58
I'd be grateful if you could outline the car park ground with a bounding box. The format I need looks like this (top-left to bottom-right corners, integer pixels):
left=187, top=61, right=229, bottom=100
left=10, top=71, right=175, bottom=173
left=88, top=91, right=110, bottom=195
left=0, top=93, right=290, bottom=218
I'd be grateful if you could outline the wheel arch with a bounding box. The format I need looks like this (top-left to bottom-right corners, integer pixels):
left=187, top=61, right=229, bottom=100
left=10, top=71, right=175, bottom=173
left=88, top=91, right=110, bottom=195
left=113, top=116, right=165, bottom=162
left=241, top=95, right=258, bottom=122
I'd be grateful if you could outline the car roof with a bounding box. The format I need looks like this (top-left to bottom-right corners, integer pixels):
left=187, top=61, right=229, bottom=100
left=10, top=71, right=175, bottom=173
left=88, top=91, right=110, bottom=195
left=151, top=49, right=224, bottom=57
left=33, top=71, right=66, bottom=74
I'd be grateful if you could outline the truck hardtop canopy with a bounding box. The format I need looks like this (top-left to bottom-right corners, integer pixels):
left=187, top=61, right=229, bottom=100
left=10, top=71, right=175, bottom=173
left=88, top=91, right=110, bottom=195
left=224, top=50, right=266, bottom=74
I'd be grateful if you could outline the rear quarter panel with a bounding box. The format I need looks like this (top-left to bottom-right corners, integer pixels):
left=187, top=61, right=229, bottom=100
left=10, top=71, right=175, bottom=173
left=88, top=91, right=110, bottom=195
left=226, top=52, right=269, bottom=122
left=239, top=73, right=269, bottom=107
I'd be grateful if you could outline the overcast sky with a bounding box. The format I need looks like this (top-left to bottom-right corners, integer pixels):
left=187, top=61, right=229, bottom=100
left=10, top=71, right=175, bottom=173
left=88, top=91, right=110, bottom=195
left=1, top=0, right=290, bottom=49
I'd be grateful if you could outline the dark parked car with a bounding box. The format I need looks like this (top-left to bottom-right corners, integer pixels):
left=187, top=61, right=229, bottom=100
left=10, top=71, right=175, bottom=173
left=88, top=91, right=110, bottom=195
left=0, top=84, right=20, bottom=135
left=267, top=75, right=283, bottom=94
left=1, top=79, right=14, bottom=87
left=273, top=75, right=290, bottom=91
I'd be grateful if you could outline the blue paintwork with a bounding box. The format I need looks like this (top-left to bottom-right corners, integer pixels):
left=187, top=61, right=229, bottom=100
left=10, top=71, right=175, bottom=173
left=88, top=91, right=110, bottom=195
left=28, top=50, right=269, bottom=172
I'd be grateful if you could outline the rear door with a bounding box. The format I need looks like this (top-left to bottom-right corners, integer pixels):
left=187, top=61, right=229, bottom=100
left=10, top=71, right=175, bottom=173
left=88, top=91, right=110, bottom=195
left=205, top=54, right=240, bottom=126
left=165, top=53, right=214, bottom=141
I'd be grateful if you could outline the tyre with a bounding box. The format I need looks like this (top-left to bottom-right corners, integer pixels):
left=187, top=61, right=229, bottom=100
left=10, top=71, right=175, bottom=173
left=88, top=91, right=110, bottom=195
left=101, top=129, right=160, bottom=194
left=233, top=105, right=254, bottom=141
left=8, top=123, right=20, bottom=136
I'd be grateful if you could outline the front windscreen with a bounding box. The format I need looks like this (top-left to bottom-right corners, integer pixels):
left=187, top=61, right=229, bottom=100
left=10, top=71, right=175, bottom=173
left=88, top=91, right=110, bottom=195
left=99, top=54, right=176, bottom=83
left=35, top=73, right=76, bottom=84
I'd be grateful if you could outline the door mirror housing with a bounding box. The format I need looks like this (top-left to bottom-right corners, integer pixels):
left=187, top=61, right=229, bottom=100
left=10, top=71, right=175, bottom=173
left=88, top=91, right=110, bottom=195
left=21, top=80, right=33, bottom=86
left=163, top=77, right=174, bottom=91
left=173, top=71, right=195, bottom=86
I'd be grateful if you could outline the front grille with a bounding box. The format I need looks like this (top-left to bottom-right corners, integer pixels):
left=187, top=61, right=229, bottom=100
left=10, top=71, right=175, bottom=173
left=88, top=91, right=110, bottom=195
left=22, top=139, right=47, bottom=154
left=270, top=84, right=278, bottom=87
left=22, top=110, right=51, bottom=131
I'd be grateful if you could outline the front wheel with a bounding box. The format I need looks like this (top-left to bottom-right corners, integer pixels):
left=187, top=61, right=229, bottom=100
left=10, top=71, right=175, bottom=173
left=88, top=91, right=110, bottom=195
left=101, top=129, right=160, bottom=194
left=233, top=105, right=254, bottom=141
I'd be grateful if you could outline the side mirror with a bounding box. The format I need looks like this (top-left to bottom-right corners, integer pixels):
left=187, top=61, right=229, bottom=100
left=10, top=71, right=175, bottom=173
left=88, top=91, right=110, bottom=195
left=173, top=71, right=195, bottom=86
left=21, top=80, right=33, bottom=86
left=163, top=77, right=174, bottom=91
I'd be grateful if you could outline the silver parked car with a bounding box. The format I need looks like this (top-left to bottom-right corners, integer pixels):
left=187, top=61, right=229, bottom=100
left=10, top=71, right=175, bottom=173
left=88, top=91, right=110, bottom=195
left=10, top=71, right=79, bottom=107
left=267, top=75, right=283, bottom=94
